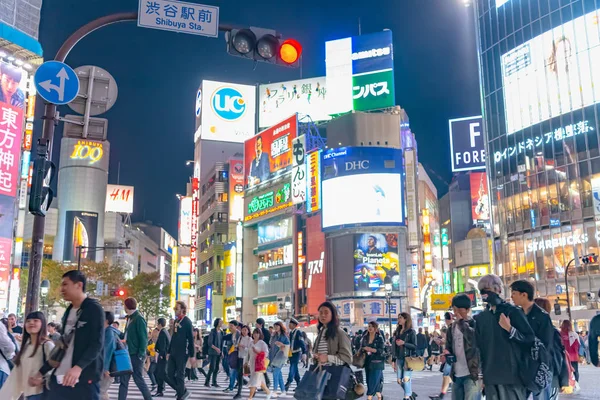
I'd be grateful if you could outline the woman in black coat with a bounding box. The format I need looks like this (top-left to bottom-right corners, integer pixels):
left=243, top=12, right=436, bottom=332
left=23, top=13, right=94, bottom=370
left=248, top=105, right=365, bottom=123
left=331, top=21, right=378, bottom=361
left=391, top=312, right=418, bottom=400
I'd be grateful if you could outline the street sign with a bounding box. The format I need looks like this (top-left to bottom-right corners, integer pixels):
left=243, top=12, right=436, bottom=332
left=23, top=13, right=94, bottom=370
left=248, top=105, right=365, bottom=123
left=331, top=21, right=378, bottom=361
left=137, top=0, right=219, bottom=38
left=68, top=66, right=118, bottom=116
left=34, top=61, right=80, bottom=105
left=556, top=284, right=563, bottom=295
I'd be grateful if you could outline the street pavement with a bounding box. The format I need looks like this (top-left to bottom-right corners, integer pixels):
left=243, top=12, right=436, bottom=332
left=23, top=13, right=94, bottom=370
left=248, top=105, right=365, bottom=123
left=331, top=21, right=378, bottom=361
left=109, top=363, right=600, bottom=399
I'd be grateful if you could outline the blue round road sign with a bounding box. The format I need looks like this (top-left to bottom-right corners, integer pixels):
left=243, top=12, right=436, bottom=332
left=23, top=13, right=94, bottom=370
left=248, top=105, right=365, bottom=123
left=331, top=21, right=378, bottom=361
left=34, top=61, right=80, bottom=105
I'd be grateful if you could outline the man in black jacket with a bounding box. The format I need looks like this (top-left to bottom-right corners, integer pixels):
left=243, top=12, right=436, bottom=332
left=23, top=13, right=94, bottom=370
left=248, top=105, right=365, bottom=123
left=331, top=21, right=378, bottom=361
left=256, top=318, right=271, bottom=387
left=590, top=312, right=600, bottom=367
left=154, top=318, right=171, bottom=397
left=475, top=274, right=535, bottom=400
left=416, top=327, right=427, bottom=356
left=165, top=301, right=194, bottom=400
left=510, top=280, right=555, bottom=399
left=42, top=270, right=105, bottom=400
left=205, top=318, right=224, bottom=387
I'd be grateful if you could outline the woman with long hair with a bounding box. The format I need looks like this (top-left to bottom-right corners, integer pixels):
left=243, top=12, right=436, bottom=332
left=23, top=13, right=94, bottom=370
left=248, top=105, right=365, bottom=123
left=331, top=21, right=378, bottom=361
left=0, top=311, right=54, bottom=399
left=313, top=301, right=352, bottom=366
left=361, top=320, right=385, bottom=400
left=560, top=320, right=580, bottom=386
left=231, top=324, right=251, bottom=399
left=247, top=328, right=271, bottom=399
left=269, top=321, right=290, bottom=396
left=391, top=312, right=417, bottom=400
left=193, top=328, right=208, bottom=379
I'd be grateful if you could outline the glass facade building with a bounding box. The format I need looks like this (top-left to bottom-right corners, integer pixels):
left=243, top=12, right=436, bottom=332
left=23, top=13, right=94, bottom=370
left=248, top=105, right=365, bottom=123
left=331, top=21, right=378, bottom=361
left=474, top=0, right=600, bottom=308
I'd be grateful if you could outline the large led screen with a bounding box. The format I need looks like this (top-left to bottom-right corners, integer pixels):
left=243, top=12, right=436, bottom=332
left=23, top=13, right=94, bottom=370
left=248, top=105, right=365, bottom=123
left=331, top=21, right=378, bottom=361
left=62, top=211, right=98, bottom=262
left=354, top=233, right=399, bottom=292
left=501, top=9, right=600, bottom=134
left=322, top=173, right=403, bottom=229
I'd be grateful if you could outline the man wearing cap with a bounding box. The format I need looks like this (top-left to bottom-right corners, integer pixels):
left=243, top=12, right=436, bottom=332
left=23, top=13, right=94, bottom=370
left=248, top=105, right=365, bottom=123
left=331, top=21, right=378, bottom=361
left=285, top=318, right=304, bottom=391
left=0, top=63, right=24, bottom=109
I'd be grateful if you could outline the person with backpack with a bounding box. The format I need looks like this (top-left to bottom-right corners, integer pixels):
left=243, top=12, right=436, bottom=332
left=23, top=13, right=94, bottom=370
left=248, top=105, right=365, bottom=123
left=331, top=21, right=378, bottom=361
left=510, top=281, right=554, bottom=400
left=0, top=311, right=54, bottom=400
left=475, top=274, right=535, bottom=400
left=100, top=311, right=120, bottom=400
left=0, top=318, right=16, bottom=390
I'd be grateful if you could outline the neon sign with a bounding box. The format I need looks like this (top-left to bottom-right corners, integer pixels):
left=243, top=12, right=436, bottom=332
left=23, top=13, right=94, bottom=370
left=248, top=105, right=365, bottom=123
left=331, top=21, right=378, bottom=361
left=245, top=183, right=292, bottom=222
left=70, top=140, right=104, bottom=164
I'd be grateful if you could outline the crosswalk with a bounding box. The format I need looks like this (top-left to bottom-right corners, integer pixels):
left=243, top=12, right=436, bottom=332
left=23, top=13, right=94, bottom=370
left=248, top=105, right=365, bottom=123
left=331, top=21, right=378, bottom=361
left=107, top=365, right=428, bottom=399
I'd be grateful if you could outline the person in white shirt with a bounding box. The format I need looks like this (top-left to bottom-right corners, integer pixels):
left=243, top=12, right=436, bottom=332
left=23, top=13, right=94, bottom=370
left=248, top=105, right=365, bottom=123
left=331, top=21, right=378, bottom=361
left=0, top=318, right=16, bottom=389
left=0, top=311, right=54, bottom=399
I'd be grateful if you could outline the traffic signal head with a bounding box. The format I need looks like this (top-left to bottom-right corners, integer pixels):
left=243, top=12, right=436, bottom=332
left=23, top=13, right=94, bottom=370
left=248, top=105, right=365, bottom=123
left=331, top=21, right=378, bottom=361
left=109, top=288, right=126, bottom=297
left=29, top=157, right=55, bottom=216
left=582, top=254, right=598, bottom=264
left=226, top=27, right=302, bottom=68
left=118, top=289, right=125, bottom=297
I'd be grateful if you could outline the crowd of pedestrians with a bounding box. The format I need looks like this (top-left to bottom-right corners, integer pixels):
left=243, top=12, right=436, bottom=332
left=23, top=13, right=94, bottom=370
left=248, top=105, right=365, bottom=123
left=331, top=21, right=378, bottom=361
left=1, top=271, right=599, bottom=400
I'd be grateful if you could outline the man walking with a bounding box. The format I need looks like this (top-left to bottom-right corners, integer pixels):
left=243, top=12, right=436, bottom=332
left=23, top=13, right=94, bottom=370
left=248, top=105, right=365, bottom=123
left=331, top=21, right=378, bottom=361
left=475, top=274, right=535, bottom=400
left=101, top=311, right=120, bottom=400
left=510, top=280, right=555, bottom=399
left=166, top=301, right=194, bottom=400
left=43, top=270, right=105, bottom=399
left=224, top=321, right=240, bottom=393
left=286, top=318, right=304, bottom=391
left=256, top=318, right=271, bottom=387
left=153, top=318, right=171, bottom=397
left=416, top=327, right=427, bottom=357
left=205, top=318, right=224, bottom=388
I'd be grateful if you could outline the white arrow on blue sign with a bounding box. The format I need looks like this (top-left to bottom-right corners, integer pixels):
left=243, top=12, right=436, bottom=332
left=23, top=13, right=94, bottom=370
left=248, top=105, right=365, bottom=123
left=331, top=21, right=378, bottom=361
left=556, top=285, right=563, bottom=295
left=34, top=61, right=80, bottom=105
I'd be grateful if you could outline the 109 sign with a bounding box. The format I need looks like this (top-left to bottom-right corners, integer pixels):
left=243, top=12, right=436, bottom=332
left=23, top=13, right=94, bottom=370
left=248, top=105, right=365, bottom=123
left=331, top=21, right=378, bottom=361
left=70, top=142, right=104, bottom=164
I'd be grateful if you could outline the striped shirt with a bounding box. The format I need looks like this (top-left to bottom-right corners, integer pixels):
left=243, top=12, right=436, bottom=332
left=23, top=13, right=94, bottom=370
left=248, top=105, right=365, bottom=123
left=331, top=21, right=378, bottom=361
left=314, top=327, right=345, bottom=366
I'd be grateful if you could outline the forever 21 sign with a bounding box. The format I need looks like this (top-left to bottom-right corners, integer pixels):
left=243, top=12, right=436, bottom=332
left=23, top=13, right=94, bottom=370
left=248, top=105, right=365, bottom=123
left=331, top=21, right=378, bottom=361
left=448, top=116, right=486, bottom=172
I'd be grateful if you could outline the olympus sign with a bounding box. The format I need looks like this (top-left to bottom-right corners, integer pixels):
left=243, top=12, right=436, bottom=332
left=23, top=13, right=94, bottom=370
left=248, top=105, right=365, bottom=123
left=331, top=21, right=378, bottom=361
left=345, top=160, right=370, bottom=171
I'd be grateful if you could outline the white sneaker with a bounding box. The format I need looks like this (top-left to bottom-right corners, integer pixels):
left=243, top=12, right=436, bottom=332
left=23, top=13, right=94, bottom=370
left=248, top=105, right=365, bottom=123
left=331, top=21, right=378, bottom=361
left=266, top=394, right=272, bottom=400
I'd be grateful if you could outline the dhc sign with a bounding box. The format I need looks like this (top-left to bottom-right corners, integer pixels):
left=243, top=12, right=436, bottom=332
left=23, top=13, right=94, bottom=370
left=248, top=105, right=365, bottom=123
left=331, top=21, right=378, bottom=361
left=345, top=160, right=370, bottom=171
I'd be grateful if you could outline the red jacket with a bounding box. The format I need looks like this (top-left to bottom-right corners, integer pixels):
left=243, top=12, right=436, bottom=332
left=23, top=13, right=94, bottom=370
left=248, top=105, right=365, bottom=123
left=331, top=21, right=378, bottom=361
left=561, top=330, right=580, bottom=362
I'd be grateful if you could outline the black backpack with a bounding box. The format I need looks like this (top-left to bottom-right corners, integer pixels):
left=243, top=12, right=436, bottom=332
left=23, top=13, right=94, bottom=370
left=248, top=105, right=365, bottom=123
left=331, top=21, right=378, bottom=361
left=521, top=336, right=553, bottom=393
left=202, top=334, right=210, bottom=356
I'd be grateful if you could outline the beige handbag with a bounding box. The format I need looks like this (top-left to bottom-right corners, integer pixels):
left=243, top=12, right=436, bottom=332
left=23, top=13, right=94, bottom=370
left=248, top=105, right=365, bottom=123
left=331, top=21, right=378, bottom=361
left=404, top=356, right=425, bottom=371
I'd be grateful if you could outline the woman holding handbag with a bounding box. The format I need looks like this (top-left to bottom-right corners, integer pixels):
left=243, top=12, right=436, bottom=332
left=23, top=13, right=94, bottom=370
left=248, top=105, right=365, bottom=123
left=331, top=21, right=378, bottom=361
left=391, top=312, right=418, bottom=400
left=361, top=320, right=386, bottom=400
left=193, top=328, right=208, bottom=379
left=269, top=321, right=290, bottom=396
left=0, top=311, right=54, bottom=400
left=232, top=325, right=252, bottom=399
left=247, top=328, right=272, bottom=400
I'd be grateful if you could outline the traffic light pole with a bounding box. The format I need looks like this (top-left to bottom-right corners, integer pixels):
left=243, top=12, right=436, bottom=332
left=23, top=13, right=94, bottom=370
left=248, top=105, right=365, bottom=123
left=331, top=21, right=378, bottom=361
left=25, top=11, right=239, bottom=315
left=76, top=245, right=130, bottom=271
left=564, top=257, right=576, bottom=324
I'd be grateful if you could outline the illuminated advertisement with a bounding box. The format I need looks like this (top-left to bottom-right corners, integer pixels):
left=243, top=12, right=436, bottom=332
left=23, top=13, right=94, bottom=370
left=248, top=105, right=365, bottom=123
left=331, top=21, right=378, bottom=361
left=60, top=138, right=109, bottom=171
left=62, top=211, right=99, bottom=262
left=244, top=114, right=298, bottom=188
left=223, top=243, right=236, bottom=299
left=0, top=237, right=11, bottom=309
left=448, top=116, right=485, bottom=172
left=470, top=172, right=490, bottom=222
left=0, top=101, right=24, bottom=197
left=0, top=195, right=15, bottom=238
left=325, top=30, right=395, bottom=114
left=501, top=9, right=600, bottom=134
left=291, top=134, right=307, bottom=205
left=179, top=196, right=192, bottom=246
left=404, top=149, right=419, bottom=247
left=244, top=182, right=292, bottom=223
left=306, top=150, right=321, bottom=213
left=205, top=285, right=212, bottom=324
left=321, top=147, right=404, bottom=230
left=200, top=80, right=256, bottom=143
left=190, top=178, right=199, bottom=285
left=259, top=77, right=330, bottom=128
left=334, top=298, right=401, bottom=322
left=105, top=184, right=134, bottom=213
left=257, top=217, right=292, bottom=244
left=422, top=209, right=432, bottom=279
left=0, top=61, right=27, bottom=110
left=228, top=159, right=244, bottom=222
left=306, top=215, right=326, bottom=315
left=354, top=233, right=399, bottom=292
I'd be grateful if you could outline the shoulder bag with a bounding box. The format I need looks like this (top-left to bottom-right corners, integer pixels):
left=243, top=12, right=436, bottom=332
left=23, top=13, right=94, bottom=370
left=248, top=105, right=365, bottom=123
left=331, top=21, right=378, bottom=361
left=352, top=350, right=366, bottom=368
left=110, top=333, right=133, bottom=377
left=294, top=364, right=331, bottom=400
left=403, top=331, right=424, bottom=372
left=47, top=307, right=83, bottom=369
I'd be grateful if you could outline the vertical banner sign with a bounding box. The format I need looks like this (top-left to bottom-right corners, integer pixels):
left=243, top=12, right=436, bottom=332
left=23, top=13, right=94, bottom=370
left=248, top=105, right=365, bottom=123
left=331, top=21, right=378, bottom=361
left=228, top=159, right=244, bottom=221
left=422, top=209, right=432, bottom=279
left=205, top=285, right=212, bottom=324
left=179, top=197, right=192, bottom=246
left=306, top=215, right=326, bottom=315
left=190, top=178, right=199, bottom=286
left=297, top=231, right=304, bottom=289
left=592, top=177, right=600, bottom=219
left=291, top=135, right=307, bottom=205
left=0, top=238, right=11, bottom=309
left=405, top=149, right=419, bottom=248
left=470, top=172, right=490, bottom=223
left=0, top=102, right=25, bottom=197
left=306, top=150, right=321, bottom=213
left=411, top=264, right=419, bottom=289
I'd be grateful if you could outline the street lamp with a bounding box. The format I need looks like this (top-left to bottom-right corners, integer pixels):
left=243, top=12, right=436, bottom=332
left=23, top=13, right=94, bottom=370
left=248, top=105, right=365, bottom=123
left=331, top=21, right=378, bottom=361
left=384, top=282, right=393, bottom=336
left=40, top=280, right=49, bottom=316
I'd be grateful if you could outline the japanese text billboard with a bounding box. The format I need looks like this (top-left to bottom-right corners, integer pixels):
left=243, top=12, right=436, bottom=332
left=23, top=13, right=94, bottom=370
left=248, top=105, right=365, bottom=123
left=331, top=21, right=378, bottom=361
left=354, top=233, right=399, bottom=292
left=62, top=211, right=99, bottom=262
left=321, top=147, right=404, bottom=230
left=306, top=150, right=321, bottom=213
left=105, top=184, right=134, bottom=213
left=326, top=30, right=395, bottom=114
left=200, top=80, right=256, bottom=143
left=191, top=178, right=199, bottom=286
left=229, top=159, right=244, bottom=222
left=470, top=172, right=490, bottom=223
left=501, top=9, right=600, bottom=134
left=404, top=149, right=419, bottom=248
left=244, top=182, right=292, bottom=223
left=244, top=114, right=298, bottom=188
left=449, top=116, right=485, bottom=172
left=259, top=77, right=330, bottom=128
left=179, top=196, right=192, bottom=246
left=291, top=135, right=307, bottom=205
left=306, top=215, right=326, bottom=315
left=0, top=101, right=24, bottom=197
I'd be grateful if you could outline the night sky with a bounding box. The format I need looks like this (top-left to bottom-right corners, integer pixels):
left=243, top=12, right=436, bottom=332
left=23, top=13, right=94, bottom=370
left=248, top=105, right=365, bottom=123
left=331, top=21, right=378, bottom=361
left=38, top=0, right=481, bottom=236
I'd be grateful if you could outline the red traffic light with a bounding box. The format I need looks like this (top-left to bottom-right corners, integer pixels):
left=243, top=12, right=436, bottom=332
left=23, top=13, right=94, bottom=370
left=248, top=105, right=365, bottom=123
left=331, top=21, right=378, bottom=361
left=118, top=289, right=125, bottom=297
left=279, top=39, right=302, bottom=65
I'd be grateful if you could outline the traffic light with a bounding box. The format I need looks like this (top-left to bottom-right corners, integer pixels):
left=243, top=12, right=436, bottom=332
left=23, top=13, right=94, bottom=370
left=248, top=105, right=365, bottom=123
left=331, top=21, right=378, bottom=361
left=554, top=301, right=561, bottom=315
left=582, top=254, right=598, bottom=264
left=110, top=288, right=126, bottom=297
left=29, top=156, right=55, bottom=216
left=226, top=27, right=302, bottom=67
